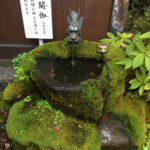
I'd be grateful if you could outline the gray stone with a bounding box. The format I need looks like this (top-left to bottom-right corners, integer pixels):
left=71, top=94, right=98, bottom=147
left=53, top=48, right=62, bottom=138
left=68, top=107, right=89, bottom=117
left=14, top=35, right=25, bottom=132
left=98, top=114, right=130, bottom=150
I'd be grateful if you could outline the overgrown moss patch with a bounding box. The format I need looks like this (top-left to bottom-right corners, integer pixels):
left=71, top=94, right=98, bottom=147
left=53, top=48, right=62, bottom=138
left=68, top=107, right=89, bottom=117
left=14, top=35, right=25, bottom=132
left=105, top=96, right=146, bottom=150
left=2, top=79, right=35, bottom=102
left=80, top=79, right=103, bottom=120
left=101, top=45, right=127, bottom=99
left=6, top=100, right=101, bottom=150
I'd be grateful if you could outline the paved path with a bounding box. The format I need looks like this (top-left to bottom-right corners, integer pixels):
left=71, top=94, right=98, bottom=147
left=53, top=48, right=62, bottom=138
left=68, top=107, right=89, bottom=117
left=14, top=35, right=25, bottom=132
left=0, top=60, right=16, bottom=91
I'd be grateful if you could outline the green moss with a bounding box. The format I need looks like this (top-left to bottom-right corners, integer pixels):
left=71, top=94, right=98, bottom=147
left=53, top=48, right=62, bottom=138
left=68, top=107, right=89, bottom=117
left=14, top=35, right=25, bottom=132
left=22, top=41, right=102, bottom=74
left=6, top=100, right=101, bottom=150
left=0, top=100, right=11, bottom=111
left=105, top=96, right=146, bottom=150
left=2, top=79, right=35, bottom=101
left=80, top=79, right=103, bottom=120
left=31, top=70, right=103, bottom=121
left=101, top=45, right=127, bottom=98
left=146, top=104, right=150, bottom=122
left=76, top=41, right=102, bottom=57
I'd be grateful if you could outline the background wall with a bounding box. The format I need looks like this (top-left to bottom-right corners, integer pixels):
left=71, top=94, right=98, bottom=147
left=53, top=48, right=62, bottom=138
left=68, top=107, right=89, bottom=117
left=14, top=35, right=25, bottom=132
left=0, top=0, right=112, bottom=58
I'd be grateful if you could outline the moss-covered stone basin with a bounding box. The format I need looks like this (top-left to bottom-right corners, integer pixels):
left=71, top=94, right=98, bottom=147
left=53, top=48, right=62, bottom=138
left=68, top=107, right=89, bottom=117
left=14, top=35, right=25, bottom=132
left=1, top=40, right=148, bottom=150
left=26, top=41, right=104, bottom=121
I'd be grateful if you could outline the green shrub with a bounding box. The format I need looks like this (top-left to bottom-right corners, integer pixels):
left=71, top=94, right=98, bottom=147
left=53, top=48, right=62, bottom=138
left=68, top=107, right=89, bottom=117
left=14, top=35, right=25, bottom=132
left=102, top=32, right=150, bottom=96
left=13, top=52, right=29, bottom=81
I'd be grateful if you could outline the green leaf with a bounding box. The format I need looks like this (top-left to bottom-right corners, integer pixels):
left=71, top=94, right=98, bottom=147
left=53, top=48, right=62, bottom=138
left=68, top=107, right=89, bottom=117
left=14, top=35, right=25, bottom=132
left=123, top=39, right=132, bottom=44
left=126, top=43, right=135, bottom=56
left=144, top=82, right=150, bottom=90
left=101, top=39, right=113, bottom=44
left=135, top=70, right=144, bottom=82
left=107, top=32, right=115, bottom=39
left=131, top=50, right=140, bottom=56
left=117, top=32, right=122, bottom=37
left=133, top=53, right=145, bottom=69
left=145, top=56, right=150, bottom=71
left=116, top=58, right=131, bottom=65
left=125, top=60, right=133, bottom=70
left=139, top=85, right=144, bottom=96
left=129, top=79, right=142, bottom=89
left=139, top=32, right=150, bottom=39
left=146, top=50, right=150, bottom=57
left=134, top=39, right=145, bottom=52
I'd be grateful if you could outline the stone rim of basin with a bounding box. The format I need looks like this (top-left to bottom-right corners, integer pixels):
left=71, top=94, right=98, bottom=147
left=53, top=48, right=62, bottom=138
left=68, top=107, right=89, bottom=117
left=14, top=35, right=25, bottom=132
left=33, top=56, right=103, bottom=93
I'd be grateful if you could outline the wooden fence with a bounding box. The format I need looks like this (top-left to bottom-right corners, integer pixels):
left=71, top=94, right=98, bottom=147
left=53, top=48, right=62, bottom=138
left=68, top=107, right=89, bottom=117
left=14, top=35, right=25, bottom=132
left=0, top=0, right=113, bottom=58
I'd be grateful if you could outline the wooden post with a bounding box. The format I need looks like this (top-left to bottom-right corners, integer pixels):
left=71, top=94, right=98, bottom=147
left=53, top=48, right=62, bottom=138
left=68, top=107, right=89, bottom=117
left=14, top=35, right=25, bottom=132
left=39, top=39, right=44, bottom=46
left=109, top=0, right=130, bottom=35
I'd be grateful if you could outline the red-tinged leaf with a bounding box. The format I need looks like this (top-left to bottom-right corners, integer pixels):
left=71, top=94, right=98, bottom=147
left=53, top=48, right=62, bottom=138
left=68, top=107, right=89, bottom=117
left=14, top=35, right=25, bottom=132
left=36, top=49, right=42, bottom=53
left=102, top=115, right=108, bottom=120
left=54, top=126, right=60, bottom=131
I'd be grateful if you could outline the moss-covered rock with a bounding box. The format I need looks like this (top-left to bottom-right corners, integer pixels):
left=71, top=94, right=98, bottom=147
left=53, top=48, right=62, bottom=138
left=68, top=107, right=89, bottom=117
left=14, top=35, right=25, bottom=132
left=100, top=45, right=146, bottom=149
left=105, top=96, right=146, bottom=150
left=4, top=40, right=147, bottom=150
left=101, top=45, right=126, bottom=99
left=146, top=104, right=150, bottom=122
left=6, top=100, right=101, bottom=150
left=2, top=79, right=35, bottom=101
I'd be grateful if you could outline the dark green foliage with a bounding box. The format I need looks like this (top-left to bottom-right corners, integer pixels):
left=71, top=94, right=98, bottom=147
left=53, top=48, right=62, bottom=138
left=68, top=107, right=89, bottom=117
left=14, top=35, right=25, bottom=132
left=129, top=0, right=150, bottom=14
left=6, top=100, right=101, bottom=150
left=127, top=0, right=150, bottom=33
left=133, top=7, right=150, bottom=33
left=13, top=52, right=29, bottom=81
left=12, top=52, right=27, bottom=69
left=102, top=32, right=150, bottom=96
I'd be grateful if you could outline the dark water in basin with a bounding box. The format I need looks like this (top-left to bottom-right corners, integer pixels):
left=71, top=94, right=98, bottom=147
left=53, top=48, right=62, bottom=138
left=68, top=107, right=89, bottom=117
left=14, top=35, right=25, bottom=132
left=36, top=57, right=103, bottom=86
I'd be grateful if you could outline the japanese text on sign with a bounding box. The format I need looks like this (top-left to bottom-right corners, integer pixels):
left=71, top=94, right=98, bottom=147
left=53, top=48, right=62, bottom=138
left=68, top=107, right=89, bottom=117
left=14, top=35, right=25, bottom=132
left=20, top=0, right=53, bottom=39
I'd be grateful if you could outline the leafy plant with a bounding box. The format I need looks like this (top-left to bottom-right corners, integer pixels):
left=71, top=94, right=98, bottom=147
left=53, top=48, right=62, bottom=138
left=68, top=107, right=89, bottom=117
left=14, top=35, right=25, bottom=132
left=133, top=7, right=150, bottom=33
left=101, top=32, right=133, bottom=48
left=37, top=100, right=65, bottom=126
left=23, top=96, right=32, bottom=103
left=129, top=0, right=150, bottom=14
left=37, top=100, right=53, bottom=111
left=129, top=68, right=150, bottom=96
left=12, top=53, right=29, bottom=81
left=101, top=31, right=150, bottom=96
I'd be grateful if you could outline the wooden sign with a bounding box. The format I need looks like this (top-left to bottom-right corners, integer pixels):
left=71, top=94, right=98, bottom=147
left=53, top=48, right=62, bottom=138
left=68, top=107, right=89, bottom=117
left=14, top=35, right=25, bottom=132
left=20, top=0, right=53, bottom=39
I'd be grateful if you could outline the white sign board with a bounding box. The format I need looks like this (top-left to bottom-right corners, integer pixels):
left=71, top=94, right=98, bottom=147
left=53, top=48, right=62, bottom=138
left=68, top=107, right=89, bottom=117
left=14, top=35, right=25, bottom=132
left=20, top=0, right=53, bottom=39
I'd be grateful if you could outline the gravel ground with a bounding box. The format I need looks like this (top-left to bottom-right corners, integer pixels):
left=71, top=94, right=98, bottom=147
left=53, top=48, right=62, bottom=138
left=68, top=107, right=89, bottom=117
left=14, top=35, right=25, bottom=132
left=0, top=60, right=16, bottom=91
